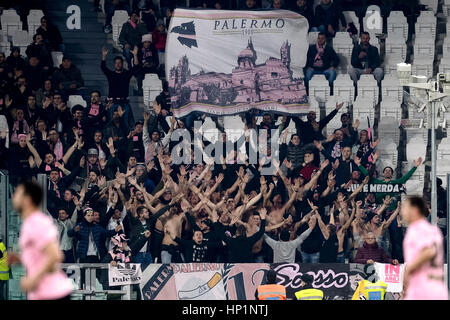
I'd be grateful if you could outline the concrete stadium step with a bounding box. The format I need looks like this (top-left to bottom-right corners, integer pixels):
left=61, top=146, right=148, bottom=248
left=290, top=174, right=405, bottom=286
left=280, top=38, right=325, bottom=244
left=64, top=43, right=101, bottom=53
left=79, top=68, right=105, bottom=75
left=68, top=53, right=102, bottom=60
left=84, top=74, right=109, bottom=81
left=60, top=31, right=106, bottom=40
left=47, top=10, right=100, bottom=19
left=63, top=37, right=107, bottom=45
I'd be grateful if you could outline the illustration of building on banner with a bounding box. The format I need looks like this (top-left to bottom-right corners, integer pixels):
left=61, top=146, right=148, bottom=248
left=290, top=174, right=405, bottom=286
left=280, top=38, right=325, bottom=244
left=168, top=39, right=307, bottom=109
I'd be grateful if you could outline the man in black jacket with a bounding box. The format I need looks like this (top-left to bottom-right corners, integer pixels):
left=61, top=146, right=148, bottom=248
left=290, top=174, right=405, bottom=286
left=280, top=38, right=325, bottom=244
left=25, top=34, right=53, bottom=70
left=349, top=32, right=383, bottom=83
left=52, top=56, right=85, bottom=96
left=304, top=32, right=339, bottom=86
left=286, top=101, right=343, bottom=166
left=291, top=0, right=314, bottom=29
left=23, top=56, right=46, bottom=93
left=129, top=203, right=177, bottom=265
left=170, top=229, right=222, bottom=263
left=101, top=46, right=139, bottom=128
left=311, top=0, right=346, bottom=37
left=221, top=208, right=267, bottom=263
left=83, top=91, right=108, bottom=146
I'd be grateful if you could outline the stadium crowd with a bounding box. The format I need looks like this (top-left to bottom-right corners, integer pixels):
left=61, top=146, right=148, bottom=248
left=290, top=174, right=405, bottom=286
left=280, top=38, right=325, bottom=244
left=0, top=0, right=444, bottom=271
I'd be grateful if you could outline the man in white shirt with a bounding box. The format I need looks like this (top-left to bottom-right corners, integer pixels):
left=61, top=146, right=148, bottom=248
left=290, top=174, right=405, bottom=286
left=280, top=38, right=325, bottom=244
left=54, top=208, right=78, bottom=263
left=263, top=217, right=316, bottom=263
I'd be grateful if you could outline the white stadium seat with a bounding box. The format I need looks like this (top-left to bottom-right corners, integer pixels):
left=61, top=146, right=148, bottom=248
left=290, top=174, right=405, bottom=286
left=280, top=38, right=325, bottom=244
left=444, top=0, right=450, bottom=17
left=10, top=30, right=32, bottom=55
left=307, top=96, right=320, bottom=120
left=356, top=74, right=379, bottom=106
left=415, top=10, right=436, bottom=39
left=353, top=96, right=375, bottom=131
left=385, top=33, right=407, bottom=61
left=51, top=51, right=64, bottom=68
left=0, top=10, right=22, bottom=36
left=200, top=117, right=218, bottom=143
left=412, top=56, right=434, bottom=79
left=363, top=5, right=383, bottom=39
left=403, top=172, right=425, bottom=196
left=142, top=73, right=162, bottom=107
left=406, top=137, right=427, bottom=162
left=381, top=74, right=403, bottom=102
left=332, top=32, right=353, bottom=74
left=325, top=96, right=347, bottom=114
left=437, top=137, right=450, bottom=159
left=112, top=10, right=129, bottom=46
left=27, top=10, right=44, bottom=36
left=442, top=37, right=450, bottom=59
left=308, top=74, right=330, bottom=106
left=380, top=97, right=402, bottom=121
left=308, top=32, right=319, bottom=45
left=403, top=119, right=428, bottom=143
left=333, top=74, right=354, bottom=107
left=439, top=57, right=450, bottom=74
left=377, top=138, right=398, bottom=168
left=383, top=53, right=404, bottom=76
left=224, top=116, right=245, bottom=142
left=377, top=117, right=400, bottom=145
left=413, top=35, right=435, bottom=59
left=67, top=95, right=87, bottom=109
left=407, top=101, right=426, bottom=124
left=387, top=11, right=408, bottom=40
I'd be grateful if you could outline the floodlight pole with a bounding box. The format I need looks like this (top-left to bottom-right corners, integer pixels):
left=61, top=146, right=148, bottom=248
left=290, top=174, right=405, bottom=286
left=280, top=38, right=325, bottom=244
left=427, top=90, right=447, bottom=226
left=431, top=99, right=437, bottom=225
left=424, top=88, right=446, bottom=226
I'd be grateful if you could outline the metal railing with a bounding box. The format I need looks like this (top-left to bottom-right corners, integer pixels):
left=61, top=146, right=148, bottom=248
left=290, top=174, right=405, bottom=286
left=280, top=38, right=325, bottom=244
left=61, top=263, right=131, bottom=300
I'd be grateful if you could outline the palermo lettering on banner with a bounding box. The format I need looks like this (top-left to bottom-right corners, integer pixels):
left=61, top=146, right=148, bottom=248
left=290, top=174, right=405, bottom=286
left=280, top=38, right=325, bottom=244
left=108, top=263, right=142, bottom=287
left=166, top=9, right=310, bottom=118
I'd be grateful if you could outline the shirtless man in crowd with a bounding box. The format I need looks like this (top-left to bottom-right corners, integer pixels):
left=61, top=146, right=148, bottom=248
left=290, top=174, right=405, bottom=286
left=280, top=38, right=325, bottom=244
left=160, top=194, right=186, bottom=263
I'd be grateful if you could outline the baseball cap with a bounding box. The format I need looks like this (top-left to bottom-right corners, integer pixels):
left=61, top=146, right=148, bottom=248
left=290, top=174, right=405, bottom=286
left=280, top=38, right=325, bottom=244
left=88, top=148, right=98, bottom=156
left=142, top=34, right=152, bottom=43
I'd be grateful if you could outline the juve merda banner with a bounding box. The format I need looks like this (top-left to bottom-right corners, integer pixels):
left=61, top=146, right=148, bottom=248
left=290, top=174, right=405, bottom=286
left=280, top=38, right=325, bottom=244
left=138, top=263, right=405, bottom=300
left=166, top=9, right=310, bottom=118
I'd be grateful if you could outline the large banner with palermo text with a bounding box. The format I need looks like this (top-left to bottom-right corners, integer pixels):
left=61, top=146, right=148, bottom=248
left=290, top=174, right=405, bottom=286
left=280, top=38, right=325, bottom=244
left=139, top=263, right=405, bottom=300
left=165, top=9, right=310, bottom=118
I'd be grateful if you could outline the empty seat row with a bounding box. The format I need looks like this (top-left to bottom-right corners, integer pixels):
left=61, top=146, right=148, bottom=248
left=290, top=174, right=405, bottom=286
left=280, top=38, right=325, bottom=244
left=0, top=9, right=44, bottom=36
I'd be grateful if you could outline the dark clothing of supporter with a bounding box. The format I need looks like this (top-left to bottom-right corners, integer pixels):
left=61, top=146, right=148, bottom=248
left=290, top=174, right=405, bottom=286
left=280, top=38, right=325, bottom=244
left=351, top=43, right=381, bottom=72
left=287, top=109, right=339, bottom=144
left=101, top=61, right=139, bottom=99
left=68, top=219, right=116, bottom=261
left=320, top=233, right=338, bottom=263
left=313, top=1, right=346, bottom=37
left=221, top=219, right=266, bottom=263
left=128, top=205, right=172, bottom=255
left=305, top=43, right=340, bottom=73
left=354, top=241, right=395, bottom=264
